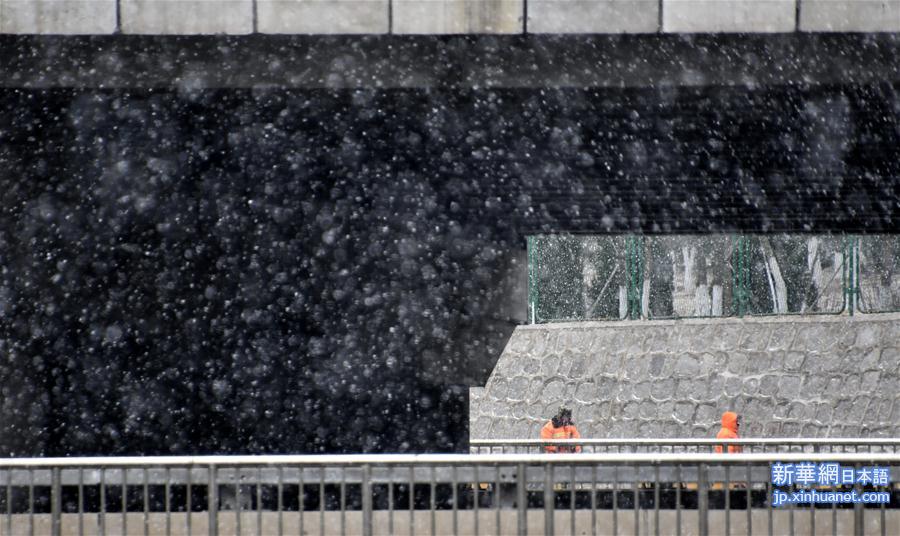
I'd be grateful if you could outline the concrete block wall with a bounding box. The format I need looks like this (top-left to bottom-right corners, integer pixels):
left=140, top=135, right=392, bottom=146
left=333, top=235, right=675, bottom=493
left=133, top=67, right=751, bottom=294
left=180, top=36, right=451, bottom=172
left=2, top=0, right=899, bottom=34
left=528, top=0, right=659, bottom=34
left=257, top=0, right=389, bottom=34
left=1, top=0, right=117, bottom=33
left=800, top=0, right=900, bottom=32
left=393, top=0, right=523, bottom=34
left=469, top=313, right=900, bottom=440
left=121, top=0, right=253, bottom=34
left=663, top=0, right=797, bottom=33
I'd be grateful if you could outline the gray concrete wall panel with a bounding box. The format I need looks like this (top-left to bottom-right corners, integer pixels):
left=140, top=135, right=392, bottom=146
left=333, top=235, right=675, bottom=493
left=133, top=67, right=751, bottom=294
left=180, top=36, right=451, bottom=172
left=800, top=0, right=900, bottom=32
left=470, top=314, right=900, bottom=440
left=528, top=0, right=659, bottom=33
left=257, top=0, right=389, bottom=34
left=121, top=0, right=253, bottom=35
left=393, top=0, right=523, bottom=34
left=3, top=0, right=898, bottom=35
left=1, top=0, right=116, bottom=34
left=663, top=0, right=797, bottom=33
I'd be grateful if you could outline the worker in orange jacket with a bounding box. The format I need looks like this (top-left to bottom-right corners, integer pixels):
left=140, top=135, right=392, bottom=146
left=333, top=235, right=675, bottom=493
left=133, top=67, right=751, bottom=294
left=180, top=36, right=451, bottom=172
left=714, top=411, right=742, bottom=453
left=541, top=406, right=581, bottom=453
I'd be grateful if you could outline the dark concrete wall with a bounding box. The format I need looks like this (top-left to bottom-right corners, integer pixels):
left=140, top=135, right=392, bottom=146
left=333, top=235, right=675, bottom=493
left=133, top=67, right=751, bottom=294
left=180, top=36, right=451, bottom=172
left=1, top=84, right=898, bottom=455
left=3, top=35, right=900, bottom=90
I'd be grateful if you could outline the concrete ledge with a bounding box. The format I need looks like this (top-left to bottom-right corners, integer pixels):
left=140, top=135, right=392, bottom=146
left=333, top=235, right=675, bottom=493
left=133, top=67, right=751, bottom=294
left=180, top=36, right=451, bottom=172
left=528, top=0, right=659, bottom=34
left=663, top=0, right=797, bottom=33
left=1, top=0, right=117, bottom=34
left=393, top=0, right=523, bottom=34
left=800, top=0, right=900, bottom=32
left=121, top=0, right=253, bottom=35
left=3, top=0, right=899, bottom=35
left=257, top=0, right=389, bottom=34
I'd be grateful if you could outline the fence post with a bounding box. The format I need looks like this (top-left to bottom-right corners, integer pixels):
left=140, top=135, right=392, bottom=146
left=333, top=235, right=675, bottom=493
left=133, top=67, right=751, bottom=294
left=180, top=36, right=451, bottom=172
left=626, top=235, right=645, bottom=319
left=527, top=236, right=536, bottom=324
left=208, top=465, right=218, bottom=536
left=51, top=467, right=61, bottom=536
left=853, top=463, right=864, bottom=536
left=517, top=463, right=527, bottom=536
left=731, top=235, right=750, bottom=317
left=544, top=463, right=554, bottom=536
left=843, top=236, right=860, bottom=315
left=362, top=464, right=373, bottom=536
left=854, top=236, right=860, bottom=313
left=698, top=463, right=709, bottom=536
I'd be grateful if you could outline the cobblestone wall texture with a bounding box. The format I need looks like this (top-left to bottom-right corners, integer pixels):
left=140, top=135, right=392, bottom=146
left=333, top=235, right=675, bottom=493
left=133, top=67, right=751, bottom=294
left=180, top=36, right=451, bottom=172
left=470, top=314, right=900, bottom=440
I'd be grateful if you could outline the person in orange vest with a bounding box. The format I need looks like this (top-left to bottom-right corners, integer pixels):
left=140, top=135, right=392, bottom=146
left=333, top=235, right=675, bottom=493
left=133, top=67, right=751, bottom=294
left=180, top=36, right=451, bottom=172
left=540, top=406, right=581, bottom=453
left=714, top=411, right=742, bottom=453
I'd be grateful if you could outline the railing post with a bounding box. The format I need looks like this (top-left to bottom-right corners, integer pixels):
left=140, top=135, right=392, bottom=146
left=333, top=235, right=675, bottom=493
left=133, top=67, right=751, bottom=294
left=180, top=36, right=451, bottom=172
left=853, top=463, right=864, bottom=536
left=698, top=463, right=709, bottom=536
left=208, top=465, right=218, bottom=536
left=362, top=464, right=373, bottom=536
left=544, top=463, right=554, bottom=536
left=51, top=467, right=61, bottom=536
left=516, top=463, right=527, bottom=536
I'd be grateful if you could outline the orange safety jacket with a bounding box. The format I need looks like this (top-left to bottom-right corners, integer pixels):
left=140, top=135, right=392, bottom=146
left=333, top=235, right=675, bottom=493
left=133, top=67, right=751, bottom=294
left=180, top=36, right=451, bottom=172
left=714, top=411, right=742, bottom=453
left=540, top=421, right=581, bottom=453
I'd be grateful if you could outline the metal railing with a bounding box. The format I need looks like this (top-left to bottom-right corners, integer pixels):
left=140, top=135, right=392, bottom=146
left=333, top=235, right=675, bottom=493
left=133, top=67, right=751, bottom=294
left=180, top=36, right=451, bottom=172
left=470, top=438, right=900, bottom=455
left=0, top=452, right=897, bottom=536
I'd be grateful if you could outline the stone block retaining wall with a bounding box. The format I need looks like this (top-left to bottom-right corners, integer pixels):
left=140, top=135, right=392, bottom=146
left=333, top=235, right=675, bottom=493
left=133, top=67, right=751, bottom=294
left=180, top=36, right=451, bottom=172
left=470, top=313, right=900, bottom=440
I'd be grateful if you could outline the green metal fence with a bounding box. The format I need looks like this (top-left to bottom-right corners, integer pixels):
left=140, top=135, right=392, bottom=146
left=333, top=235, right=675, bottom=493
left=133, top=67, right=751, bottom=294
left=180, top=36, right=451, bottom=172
left=859, top=235, right=900, bottom=313
left=526, top=234, right=899, bottom=323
